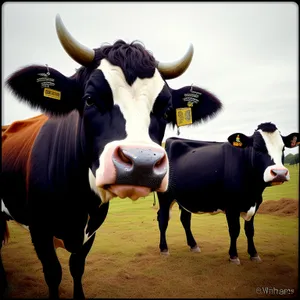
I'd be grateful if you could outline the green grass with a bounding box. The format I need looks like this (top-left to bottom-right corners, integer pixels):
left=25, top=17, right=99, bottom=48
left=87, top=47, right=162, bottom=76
left=2, top=165, right=298, bottom=298
left=263, top=164, right=299, bottom=200
left=3, top=197, right=298, bottom=298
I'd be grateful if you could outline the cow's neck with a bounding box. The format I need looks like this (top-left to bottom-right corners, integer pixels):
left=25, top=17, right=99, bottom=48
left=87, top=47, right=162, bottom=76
left=31, top=110, right=89, bottom=194
left=223, top=144, right=256, bottom=193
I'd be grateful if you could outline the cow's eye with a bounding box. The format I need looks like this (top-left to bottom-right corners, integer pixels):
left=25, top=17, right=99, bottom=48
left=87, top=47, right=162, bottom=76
left=85, top=96, right=94, bottom=107
left=163, top=107, right=173, bottom=121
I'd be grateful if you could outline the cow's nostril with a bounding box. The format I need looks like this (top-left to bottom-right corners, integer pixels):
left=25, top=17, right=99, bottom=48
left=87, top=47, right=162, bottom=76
left=270, top=170, right=277, bottom=177
left=117, top=147, right=133, bottom=165
left=285, top=170, right=288, bottom=176
left=155, top=155, right=166, bottom=168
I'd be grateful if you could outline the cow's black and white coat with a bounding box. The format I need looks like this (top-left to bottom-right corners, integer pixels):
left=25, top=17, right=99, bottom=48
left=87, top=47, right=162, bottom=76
left=0, top=15, right=223, bottom=298
left=157, top=122, right=299, bottom=264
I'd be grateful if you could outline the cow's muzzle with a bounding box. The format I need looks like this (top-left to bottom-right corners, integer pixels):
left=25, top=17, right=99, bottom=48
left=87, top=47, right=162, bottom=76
left=112, top=146, right=167, bottom=189
left=269, top=168, right=289, bottom=186
left=95, top=143, right=168, bottom=200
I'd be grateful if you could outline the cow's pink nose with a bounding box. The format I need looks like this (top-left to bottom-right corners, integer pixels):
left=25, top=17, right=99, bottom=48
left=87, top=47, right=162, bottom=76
left=270, top=168, right=289, bottom=181
left=112, top=145, right=168, bottom=189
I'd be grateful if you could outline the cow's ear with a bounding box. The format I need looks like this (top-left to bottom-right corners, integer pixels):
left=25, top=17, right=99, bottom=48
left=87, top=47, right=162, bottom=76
left=5, top=65, right=82, bottom=116
left=282, top=133, right=300, bottom=148
left=170, top=85, right=222, bottom=127
left=228, top=133, right=251, bottom=148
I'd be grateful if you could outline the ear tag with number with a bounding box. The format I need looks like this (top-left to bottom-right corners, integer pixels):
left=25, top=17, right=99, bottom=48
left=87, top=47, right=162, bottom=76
left=176, top=107, right=193, bottom=127
left=233, top=134, right=243, bottom=147
left=36, top=64, right=62, bottom=100
left=44, top=88, right=61, bottom=100
left=290, top=136, right=298, bottom=147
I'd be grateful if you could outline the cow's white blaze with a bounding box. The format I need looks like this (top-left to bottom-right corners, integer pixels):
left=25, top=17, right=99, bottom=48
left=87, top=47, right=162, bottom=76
left=259, top=129, right=284, bottom=166
left=88, top=59, right=168, bottom=201
left=240, top=204, right=256, bottom=221
left=99, top=59, right=165, bottom=143
left=258, top=129, right=289, bottom=182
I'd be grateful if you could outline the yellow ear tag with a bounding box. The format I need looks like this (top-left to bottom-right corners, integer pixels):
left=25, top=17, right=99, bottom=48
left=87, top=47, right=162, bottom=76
left=291, top=136, right=298, bottom=147
left=44, top=88, right=61, bottom=100
left=233, top=134, right=243, bottom=147
left=176, top=107, right=192, bottom=127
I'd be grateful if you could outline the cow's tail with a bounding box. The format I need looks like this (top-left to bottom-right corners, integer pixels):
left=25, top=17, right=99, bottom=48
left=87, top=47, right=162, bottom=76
left=0, top=214, right=9, bottom=246
left=153, top=192, right=156, bottom=206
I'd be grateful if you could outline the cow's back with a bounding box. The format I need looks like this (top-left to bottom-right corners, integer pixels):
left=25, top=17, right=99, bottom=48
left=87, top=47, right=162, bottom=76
left=166, top=137, right=225, bottom=212
left=2, top=114, right=49, bottom=172
left=165, top=137, right=222, bottom=154
left=2, top=114, right=48, bottom=223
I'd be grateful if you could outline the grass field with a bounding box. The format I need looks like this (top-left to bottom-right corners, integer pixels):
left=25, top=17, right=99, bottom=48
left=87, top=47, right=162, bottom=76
left=2, top=165, right=298, bottom=298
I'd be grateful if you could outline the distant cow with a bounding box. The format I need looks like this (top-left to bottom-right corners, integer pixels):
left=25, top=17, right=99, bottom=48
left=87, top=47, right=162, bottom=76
left=157, top=123, right=299, bottom=264
left=0, top=14, right=222, bottom=298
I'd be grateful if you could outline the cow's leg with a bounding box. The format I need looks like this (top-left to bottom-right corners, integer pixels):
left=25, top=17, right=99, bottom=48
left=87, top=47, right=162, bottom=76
left=69, top=233, right=96, bottom=299
left=30, top=228, right=62, bottom=298
left=225, top=210, right=241, bottom=265
left=157, top=192, right=172, bottom=255
left=179, top=207, right=200, bottom=252
left=69, top=202, right=109, bottom=299
left=244, top=216, right=262, bottom=262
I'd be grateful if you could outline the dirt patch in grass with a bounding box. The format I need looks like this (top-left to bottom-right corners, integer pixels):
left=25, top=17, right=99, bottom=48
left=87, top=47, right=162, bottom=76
left=258, top=198, right=298, bottom=217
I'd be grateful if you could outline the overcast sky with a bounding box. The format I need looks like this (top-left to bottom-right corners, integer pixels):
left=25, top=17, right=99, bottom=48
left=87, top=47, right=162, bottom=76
left=2, top=2, right=299, bottom=155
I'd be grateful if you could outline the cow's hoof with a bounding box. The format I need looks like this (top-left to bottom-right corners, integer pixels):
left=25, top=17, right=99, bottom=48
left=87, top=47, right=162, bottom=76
left=160, top=250, right=170, bottom=256
left=250, top=255, right=262, bottom=262
left=229, top=257, right=241, bottom=265
left=190, top=245, right=201, bottom=253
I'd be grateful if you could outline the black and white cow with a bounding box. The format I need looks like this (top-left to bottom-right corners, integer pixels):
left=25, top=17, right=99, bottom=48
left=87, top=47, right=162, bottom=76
left=0, top=14, right=222, bottom=298
left=157, top=122, right=299, bottom=264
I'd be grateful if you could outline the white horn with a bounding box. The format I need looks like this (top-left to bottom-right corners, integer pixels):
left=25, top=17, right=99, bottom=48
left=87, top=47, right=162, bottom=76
left=55, top=14, right=95, bottom=66
left=157, top=44, right=194, bottom=80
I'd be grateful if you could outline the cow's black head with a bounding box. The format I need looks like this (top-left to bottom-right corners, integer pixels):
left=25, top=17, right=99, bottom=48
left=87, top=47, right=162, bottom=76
left=5, top=14, right=222, bottom=202
left=228, top=122, right=299, bottom=187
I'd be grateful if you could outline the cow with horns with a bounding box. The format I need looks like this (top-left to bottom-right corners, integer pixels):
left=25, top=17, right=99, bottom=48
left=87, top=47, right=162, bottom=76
left=1, top=14, right=222, bottom=298
left=156, top=122, right=299, bottom=264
